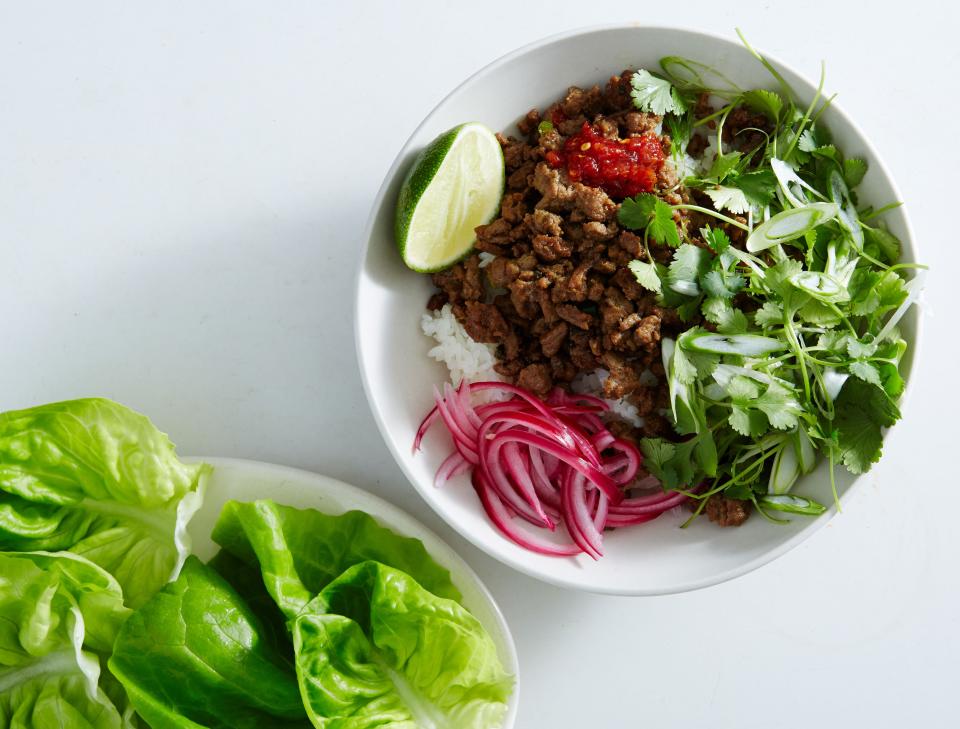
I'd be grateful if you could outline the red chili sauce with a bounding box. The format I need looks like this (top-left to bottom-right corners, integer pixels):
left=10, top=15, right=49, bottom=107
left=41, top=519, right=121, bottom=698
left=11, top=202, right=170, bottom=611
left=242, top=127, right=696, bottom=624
left=545, top=122, right=665, bottom=199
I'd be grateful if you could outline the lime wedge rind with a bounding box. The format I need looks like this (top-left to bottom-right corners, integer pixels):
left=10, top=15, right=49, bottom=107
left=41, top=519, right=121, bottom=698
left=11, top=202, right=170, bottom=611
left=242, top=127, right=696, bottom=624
left=395, top=123, right=505, bottom=273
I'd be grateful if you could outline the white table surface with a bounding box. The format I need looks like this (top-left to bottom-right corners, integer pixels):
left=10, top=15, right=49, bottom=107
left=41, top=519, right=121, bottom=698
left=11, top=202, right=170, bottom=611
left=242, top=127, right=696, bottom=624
left=2, top=2, right=957, bottom=727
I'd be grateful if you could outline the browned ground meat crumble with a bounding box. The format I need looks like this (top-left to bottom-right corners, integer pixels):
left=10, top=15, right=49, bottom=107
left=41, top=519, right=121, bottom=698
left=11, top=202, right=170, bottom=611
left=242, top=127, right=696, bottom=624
left=428, top=72, right=768, bottom=524
left=705, top=494, right=751, bottom=527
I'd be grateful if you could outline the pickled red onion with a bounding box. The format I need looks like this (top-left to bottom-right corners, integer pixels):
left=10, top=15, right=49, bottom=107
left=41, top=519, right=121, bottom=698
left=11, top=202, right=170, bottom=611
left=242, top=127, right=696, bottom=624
left=415, top=381, right=687, bottom=559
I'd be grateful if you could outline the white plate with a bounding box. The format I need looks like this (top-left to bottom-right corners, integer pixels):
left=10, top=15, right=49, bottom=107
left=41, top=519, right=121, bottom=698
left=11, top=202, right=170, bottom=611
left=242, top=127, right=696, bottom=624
left=185, top=456, right=520, bottom=729
left=354, top=26, right=922, bottom=595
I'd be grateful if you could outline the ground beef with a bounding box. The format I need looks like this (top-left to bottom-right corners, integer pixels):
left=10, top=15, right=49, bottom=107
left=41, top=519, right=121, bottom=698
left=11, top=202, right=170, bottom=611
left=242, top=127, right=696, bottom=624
left=517, top=363, right=553, bottom=395
left=705, top=495, right=751, bottom=527
left=540, top=322, right=568, bottom=357
left=556, top=303, right=593, bottom=330
left=460, top=301, right=509, bottom=343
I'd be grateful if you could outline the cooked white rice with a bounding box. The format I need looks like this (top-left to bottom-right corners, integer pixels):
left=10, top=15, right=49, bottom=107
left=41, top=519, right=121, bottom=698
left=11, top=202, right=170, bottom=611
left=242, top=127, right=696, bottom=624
left=423, top=307, right=659, bottom=424
left=477, top=251, right=497, bottom=268
left=421, top=304, right=500, bottom=386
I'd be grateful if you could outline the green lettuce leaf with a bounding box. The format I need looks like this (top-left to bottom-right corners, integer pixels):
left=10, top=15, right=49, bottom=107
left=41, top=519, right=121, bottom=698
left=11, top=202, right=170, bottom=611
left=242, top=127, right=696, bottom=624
left=293, top=561, right=513, bottom=729
left=0, top=398, right=209, bottom=608
left=108, top=556, right=310, bottom=729
left=0, top=551, right=137, bottom=729
left=211, top=500, right=461, bottom=620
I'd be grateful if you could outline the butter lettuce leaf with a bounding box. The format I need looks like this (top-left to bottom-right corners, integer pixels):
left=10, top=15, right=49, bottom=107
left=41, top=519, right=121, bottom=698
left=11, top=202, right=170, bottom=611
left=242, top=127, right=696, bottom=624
left=0, top=551, right=136, bottom=729
left=0, top=398, right=209, bottom=608
left=211, top=500, right=461, bottom=620
left=293, top=561, right=512, bottom=729
left=109, top=556, right=310, bottom=729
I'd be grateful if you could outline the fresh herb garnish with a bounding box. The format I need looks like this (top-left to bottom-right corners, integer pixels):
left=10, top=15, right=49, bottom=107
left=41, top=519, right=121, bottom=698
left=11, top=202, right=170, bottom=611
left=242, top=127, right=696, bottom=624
left=630, top=69, right=687, bottom=115
left=619, top=33, right=924, bottom=516
left=618, top=193, right=681, bottom=247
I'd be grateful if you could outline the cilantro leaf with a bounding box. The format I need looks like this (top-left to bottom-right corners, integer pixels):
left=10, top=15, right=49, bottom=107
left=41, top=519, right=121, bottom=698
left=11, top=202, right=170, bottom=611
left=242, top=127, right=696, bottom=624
left=764, top=258, right=804, bottom=299
left=630, top=70, right=686, bottom=115
left=706, top=152, right=742, bottom=183
left=702, top=226, right=731, bottom=254
left=848, top=269, right=882, bottom=316
left=833, top=378, right=901, bottom=474
left=797, top=298, right=842, bottom=326
left=649, top=199, right=681, bottom=247
left=754, top=301, right=783, bottom=328
left=704, top=186, right=750, bottom=214
left=702, top=297, right=748, bottom=333
left=666, top=244, right=711, bottom=296
left=701, top=270, right=744, bottom=299
left=618, top=193, right=657, bottom=229
left=843, top=158, right=868, bottom=188
left=640, top=437, right=697, bottom=490
left=849, top=270, right=906, bottom=322
left=741, top=89, right=783, bottom=121
left=849, top=360, right=882, bottom=386
left=811, top=145, right=841, bottom=165
left=727, top=375, right=761, bottom=401
left=627, top=259, right=662, bottom=293
left=846, top=336, right=878, bottom=359
left=619, top=194, right=680, bottom=247
left=798, top=128, right=819, bottom=153
left=729, top=405, right=768, bottom=438
left=728, top=169, right=777, bottom=207
left=879, top=363, right=905, bottom=398
left=664, top=111, right=693, bottom=151
left=755, top=381, right=804, bottom=430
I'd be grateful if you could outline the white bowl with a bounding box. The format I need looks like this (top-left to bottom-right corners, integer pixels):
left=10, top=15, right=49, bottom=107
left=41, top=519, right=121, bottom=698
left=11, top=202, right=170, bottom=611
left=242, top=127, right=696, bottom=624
left=354, top=26, right=921, bottom=595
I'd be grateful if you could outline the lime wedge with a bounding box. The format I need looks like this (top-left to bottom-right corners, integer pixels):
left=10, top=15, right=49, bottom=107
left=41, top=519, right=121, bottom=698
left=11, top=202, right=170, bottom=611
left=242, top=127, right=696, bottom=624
left=395, top=122, right=505, bottom=273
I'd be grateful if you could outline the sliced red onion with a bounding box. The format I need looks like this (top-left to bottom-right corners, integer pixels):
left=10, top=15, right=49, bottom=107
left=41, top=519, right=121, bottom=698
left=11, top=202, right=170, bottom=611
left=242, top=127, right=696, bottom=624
left=432, top=386, right=479, bottom=462
left=417, top=380, right=688, bottom=560
left=608, top=490, right=688, bottom=514
left=472, top=471, right=580, bottom=557
left=502, top=441, right=554, bottom=528
left=562, top=472, right=602, bottom=560
left=434, top=451, right=469, bottom=488
left=414, top=405, right=439, bottom=453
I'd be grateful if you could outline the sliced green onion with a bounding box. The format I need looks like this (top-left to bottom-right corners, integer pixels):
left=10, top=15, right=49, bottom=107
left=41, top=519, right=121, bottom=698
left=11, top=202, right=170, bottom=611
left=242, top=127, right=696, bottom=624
left=758, top=494, right=827, bottom=516
left=821, top=367, right=849, bottom=402
left=794, top=428, right=816, bottom=474
left=726, top=245, right=767, bottom=278
left=838, top=202, right=864, bottom=248
left=828, top=169, right=865, bottom=249
left=537, top=120, right=554, bottom=135
left=825, top=241, right=859, bottom=288
left=788, top=270, right=846, bottom=301
left=876, top=271, right=925, bottom=342
left=771, top=157, right=823, bottom=208
left=703, top=382, right=727, bottom=400
left=746, top=202, right=840, bottom=253
left=670, top=279, right=700, bottom=297
left=768, top=442, right=800, bottom=494
left=684, top=332, right=786, bottom=356
left=712, top=363, right=792, bottom=389
left=661, top=337, right=678, bottom=415
left=828, top=168, right=849, bottom=203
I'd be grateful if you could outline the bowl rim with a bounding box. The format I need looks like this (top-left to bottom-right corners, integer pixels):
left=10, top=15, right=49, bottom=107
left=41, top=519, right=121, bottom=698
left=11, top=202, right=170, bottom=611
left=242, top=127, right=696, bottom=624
left=353, top=23, right=924, bottom=595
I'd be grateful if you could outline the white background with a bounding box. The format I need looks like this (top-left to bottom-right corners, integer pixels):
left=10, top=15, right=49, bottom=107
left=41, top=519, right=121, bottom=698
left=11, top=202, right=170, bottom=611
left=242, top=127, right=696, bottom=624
left=1, top=2, right=957, bottom=727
